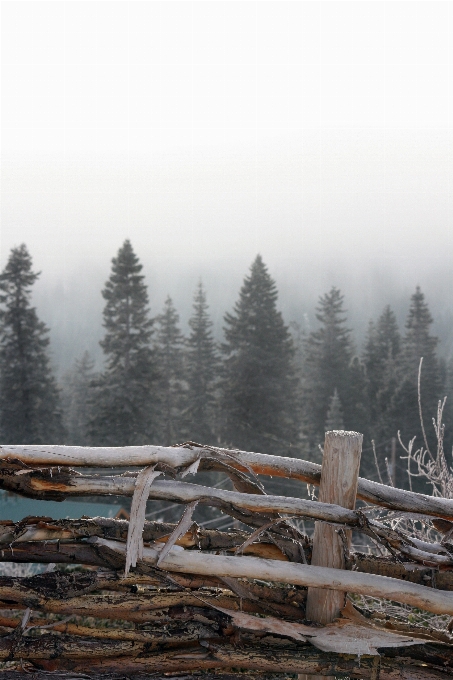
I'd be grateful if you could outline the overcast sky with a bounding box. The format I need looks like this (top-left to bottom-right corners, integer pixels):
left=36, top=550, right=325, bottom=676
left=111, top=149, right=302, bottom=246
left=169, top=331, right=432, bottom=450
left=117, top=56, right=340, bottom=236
left=2, top=1, right=453, bottom=368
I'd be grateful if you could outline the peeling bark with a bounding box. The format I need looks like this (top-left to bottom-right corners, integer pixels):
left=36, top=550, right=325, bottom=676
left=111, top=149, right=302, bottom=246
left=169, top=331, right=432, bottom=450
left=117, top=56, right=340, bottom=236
left=8, top=637, right=453, bottom=679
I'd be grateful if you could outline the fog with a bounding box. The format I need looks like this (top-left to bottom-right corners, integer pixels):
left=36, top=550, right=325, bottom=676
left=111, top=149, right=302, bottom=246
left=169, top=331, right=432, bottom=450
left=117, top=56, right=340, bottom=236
left=2, top=1, right=453, bottom=374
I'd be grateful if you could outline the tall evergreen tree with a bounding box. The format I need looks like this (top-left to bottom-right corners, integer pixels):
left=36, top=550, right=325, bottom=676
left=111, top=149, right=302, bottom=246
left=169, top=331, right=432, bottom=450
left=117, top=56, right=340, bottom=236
left=442, top=356, right=453, bottom=456
left=363, top=305, right=401, bottom=442
left=221, top=255, right=298, bottom=455
left=88, top=240, right=158, bottom=445
left=348, top=354, right=370, bottom=439
left=61, top=351, right=95, bottom=445
left=155, top=296, right=185, bottom=446
left=390, top=287, right=442, bottom=454
left=302, top=287, right=356, bottom=446
left=184, top=281, right=219, bottom=444
left=325, top=388, right=344, bottom=431
left=0, top=244, right=64, bottom=443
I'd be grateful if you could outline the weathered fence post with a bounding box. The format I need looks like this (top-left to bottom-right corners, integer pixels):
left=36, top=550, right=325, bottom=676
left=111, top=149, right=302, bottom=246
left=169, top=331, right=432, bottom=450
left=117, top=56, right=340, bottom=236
left=300, top=431, right=363, bottom=680
left=305, top=430, right=363, bottom=624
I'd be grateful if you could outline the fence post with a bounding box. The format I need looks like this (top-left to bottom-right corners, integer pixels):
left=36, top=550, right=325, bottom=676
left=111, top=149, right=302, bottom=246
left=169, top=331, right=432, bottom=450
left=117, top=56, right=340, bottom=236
left=305, top=430, right=363, bottom=624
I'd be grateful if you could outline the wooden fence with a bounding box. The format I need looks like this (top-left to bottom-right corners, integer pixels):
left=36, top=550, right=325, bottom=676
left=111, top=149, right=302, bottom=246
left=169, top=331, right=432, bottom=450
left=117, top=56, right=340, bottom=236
left=0, top=432, right=453, bottom=679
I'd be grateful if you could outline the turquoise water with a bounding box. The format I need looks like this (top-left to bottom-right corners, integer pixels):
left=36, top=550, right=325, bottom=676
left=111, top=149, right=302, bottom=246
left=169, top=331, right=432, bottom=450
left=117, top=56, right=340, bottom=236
left=0, top=491, right=122, bottom=522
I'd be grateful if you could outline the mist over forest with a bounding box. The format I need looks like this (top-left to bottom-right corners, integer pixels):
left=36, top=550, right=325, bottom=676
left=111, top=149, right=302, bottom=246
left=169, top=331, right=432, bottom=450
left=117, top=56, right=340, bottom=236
left=0, top=237, right=449, bottom=493
left=30, top=254, right=453, bottom=379
left=2, top=1, right=453, bottom=501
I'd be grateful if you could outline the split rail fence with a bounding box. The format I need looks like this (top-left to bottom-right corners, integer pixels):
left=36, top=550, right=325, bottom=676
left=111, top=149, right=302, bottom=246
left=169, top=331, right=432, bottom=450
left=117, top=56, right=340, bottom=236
left=0, top=432, right=453, bottom=678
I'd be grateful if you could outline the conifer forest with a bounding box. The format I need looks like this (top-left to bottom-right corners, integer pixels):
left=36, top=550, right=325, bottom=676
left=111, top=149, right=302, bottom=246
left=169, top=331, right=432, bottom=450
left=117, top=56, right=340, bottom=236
left=0, top=239, right=450, bottom=498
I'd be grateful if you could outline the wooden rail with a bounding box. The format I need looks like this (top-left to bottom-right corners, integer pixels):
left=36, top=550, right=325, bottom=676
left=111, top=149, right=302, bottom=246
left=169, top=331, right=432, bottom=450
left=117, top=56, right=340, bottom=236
left=0, top=433, right=453, bottom=678
left=3, top=441, right=453, bottom=518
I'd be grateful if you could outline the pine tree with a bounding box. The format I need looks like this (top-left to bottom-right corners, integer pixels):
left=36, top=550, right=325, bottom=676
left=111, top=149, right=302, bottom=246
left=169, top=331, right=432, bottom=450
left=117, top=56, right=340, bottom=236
left=155, top=296, right=185, bottom=446
left=88, top=240, right=158, bottom=445
left=61, top=351, right=95, bottom=444
left=390, top=287, right=442, bottom=454
left=325, top=388, right=344, bottom=431
left=442, top=357, right=453, bottom=456
left=0, top=244, right=64, bottom=443
left=302, top=287, right=356, bottom=446
left=363, top=305, right=401, bottom=441
left=221, top=255, right=299, bottom=455
left=184, top=281, right=219, bottom=444
left=348, top=355, right=370, bottom=438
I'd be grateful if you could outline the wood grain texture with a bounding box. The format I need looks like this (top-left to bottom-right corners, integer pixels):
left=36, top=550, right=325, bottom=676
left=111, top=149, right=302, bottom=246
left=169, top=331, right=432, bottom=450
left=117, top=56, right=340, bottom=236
left=305, top=430, right=363, bottom=624
left=93, top=538, right=453, bottom=616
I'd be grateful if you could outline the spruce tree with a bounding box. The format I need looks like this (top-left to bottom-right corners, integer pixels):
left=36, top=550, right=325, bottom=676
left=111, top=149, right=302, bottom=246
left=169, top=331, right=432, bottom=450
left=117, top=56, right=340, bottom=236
left=88, top=240, right=158, bottom=445
left=0, top=244, right=64, bottom=443
left=443, top=357, right=453, bottom=456
left=363, top=305, right=401, bottom=442
left=221, top=255, right=298, bottom=455
left=325, top=388, right=344, bottom=431
left=155, top=296, right=185, bottom=446
left=184, top=281, right=219, bottom=444
left=302, top=287, right=356, bottom=446
left=390, top=287, right=442, bottom=454
left=348, top=354, right=370, bottom=439
left=61, top=351, right=95, bottom=444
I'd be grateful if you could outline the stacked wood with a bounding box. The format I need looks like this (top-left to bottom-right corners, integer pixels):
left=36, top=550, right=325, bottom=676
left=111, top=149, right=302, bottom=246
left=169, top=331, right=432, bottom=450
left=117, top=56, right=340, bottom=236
left=1, top=434, right=453, bottom=678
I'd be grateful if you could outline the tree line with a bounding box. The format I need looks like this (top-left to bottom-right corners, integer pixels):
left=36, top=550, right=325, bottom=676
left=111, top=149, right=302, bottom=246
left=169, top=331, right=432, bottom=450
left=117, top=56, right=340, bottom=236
left=0, top=241, right=448, bottom=487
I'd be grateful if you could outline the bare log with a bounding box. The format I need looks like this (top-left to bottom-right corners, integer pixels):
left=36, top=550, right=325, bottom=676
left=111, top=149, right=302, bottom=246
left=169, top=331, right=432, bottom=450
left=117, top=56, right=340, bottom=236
left=96, top=538, right=453, bottom=615
left=0, top=464, right=363, bottom=525
left=4, top=443, right=453, bottom=520
left=5, top=537, right=453, bottom=596
left=306, top=430, right=362, bottom=624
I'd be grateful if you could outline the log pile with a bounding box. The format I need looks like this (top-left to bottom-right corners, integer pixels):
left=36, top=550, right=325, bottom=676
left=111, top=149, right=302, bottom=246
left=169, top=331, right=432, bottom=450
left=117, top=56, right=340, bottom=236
left=1, top=433, right=453, bottom=678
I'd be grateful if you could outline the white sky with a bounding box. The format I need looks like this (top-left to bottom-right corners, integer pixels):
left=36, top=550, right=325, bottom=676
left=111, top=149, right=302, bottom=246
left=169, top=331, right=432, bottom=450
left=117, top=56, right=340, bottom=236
left=2, top=1, right=453, bottom=366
